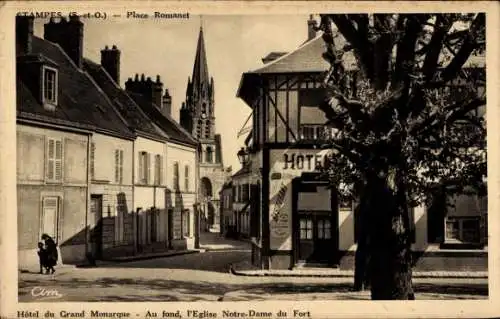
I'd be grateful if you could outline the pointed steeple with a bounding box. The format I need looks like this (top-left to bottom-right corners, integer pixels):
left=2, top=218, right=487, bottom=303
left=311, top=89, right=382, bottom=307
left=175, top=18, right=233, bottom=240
left=191, top=25, right=210, bottom=94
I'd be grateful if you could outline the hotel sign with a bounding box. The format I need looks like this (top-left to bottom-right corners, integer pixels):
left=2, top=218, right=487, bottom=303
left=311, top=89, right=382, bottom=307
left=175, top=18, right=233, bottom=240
left=281, top=151, right=331, bottom=171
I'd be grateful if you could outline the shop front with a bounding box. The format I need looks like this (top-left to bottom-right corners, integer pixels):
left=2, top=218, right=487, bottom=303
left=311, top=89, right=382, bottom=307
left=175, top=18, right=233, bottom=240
left=265, top=148, right=352, bottom=269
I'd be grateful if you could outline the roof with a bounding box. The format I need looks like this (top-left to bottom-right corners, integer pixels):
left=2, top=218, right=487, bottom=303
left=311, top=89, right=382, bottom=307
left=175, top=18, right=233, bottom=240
left=232, top=165, right=250, bottom=178
left=17, top=36, right=134, bottom=139
left=83, top=59, right=168, bottom=142
left=191, top=27, right=210, bottom=94
left=237, top=31, right=485, bottom=107
left=262, top=52, right=288, bottom=64
left=128, top=92, right=198, bottom=147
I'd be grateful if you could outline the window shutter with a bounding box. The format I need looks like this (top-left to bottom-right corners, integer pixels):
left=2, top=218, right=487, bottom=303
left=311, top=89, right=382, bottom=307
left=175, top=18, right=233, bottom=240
left=47, top=139, right=55, bottom=180
left=185, top=165, right=189, bottom=191
left=54, top=139, right=63, bottom=181
left=159, top=155, right=163, bottom=185
left=119, top=150, right=124, bottom=184
left=115, top=149, right=120, bottom=183
left=90, top=142, right=95, bottom=179
left=138, top=152, right=143, bottom=183
left=147, top=153, right=151, bottom=184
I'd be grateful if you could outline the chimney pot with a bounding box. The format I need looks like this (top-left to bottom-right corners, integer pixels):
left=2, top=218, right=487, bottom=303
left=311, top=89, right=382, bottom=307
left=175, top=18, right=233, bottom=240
left=146, top=76, right=152, bottom=82
left=141, top=74, right=145, bottom=81
left=156, top=75, right=161, bottom=83
left=112, top=45, right=117, bottom=50
left=105, top=45, right=109, bottom=50
left=135, top=73, right=139, bottom=81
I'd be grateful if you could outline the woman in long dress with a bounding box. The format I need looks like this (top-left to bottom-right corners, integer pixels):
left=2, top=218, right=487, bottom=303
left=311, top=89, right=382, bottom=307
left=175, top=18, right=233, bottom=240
left=41, top=234, right=58, bottom=274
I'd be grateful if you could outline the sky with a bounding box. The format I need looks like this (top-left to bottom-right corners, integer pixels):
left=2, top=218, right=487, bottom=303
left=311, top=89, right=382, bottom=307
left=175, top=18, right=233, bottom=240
left=34, top=15, right=312, bottom=171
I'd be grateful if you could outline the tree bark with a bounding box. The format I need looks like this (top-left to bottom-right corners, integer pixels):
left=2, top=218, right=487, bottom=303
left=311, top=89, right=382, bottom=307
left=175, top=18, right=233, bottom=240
left=366, top=178, right=415, bottom=300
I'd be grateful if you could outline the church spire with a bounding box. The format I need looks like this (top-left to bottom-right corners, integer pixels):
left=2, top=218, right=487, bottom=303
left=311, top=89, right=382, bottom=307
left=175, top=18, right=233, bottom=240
left=191, top=24, right=210, bottom=94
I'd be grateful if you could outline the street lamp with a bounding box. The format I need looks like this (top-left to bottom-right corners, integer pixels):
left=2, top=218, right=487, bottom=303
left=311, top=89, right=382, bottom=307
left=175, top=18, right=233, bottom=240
left=237, top=147, right=250, bottom=166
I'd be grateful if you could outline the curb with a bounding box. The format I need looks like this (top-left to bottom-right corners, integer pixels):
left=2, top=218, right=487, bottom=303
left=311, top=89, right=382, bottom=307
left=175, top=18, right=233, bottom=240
left=229, top=266, right=488, bottom=279
left=75, top=250, right=200, bottom=266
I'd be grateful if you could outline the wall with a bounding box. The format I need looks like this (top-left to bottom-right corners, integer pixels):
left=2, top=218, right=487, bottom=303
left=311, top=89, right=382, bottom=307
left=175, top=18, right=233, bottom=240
left=17, top=124, right=89, bottom=268
left=268, top=148, right=333, bottom=251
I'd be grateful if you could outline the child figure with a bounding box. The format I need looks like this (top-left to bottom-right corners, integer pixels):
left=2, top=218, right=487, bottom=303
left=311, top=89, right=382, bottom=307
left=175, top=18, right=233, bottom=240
left=37, top=242, right=48, bottom=274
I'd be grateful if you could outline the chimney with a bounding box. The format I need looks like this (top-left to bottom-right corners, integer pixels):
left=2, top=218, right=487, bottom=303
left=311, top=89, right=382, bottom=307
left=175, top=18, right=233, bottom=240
left=152, top=75, right=163, bottom=109
left=307, top=14, right=318, bottom=41
left=44, top=16, right=84, bottom=68
left=162, top=88, right=172, bottom=117
left=16, top=15, right=34, bottom=55
left=101, top=45, right=121, bottom=84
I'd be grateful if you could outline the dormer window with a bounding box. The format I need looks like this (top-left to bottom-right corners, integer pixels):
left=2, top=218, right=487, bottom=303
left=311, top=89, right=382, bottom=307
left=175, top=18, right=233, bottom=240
left=42, top=66, right=58, bottom=107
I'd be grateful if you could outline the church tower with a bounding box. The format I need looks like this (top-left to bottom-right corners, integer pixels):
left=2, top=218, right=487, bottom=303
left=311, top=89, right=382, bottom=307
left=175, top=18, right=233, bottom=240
left=181, top=24, right=229, bottom=232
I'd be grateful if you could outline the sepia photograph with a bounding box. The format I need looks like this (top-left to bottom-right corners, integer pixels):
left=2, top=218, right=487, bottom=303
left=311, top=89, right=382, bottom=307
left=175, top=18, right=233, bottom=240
left=1, top=1, right=499, bottom=318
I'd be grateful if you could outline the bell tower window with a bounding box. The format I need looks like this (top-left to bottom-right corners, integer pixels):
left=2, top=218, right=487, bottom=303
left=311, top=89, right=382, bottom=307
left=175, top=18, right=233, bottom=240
left=42, top=66, right=58, bottom=107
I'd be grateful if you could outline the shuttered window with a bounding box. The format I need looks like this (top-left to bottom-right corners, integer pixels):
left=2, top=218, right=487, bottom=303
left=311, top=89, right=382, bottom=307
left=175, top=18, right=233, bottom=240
left=90, top=142, right=95, bottom=180
left=115, top=149, right=124, bottom=184
left=173, top=162, right=179, bottom=189
left=46, top=138, right=63, bottom=182
left=154, top=154, right=162, bottom=185
left=138, top=151, right=150, bottom=184
left=184, top=165, right=189, bottom=191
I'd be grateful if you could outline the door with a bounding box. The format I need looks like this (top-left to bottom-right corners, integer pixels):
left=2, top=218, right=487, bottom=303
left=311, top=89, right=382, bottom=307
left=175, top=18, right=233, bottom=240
left=89, top=195, right=103, bottom=259
left=298, top=214, right=334, bottom=263
left=298, top=215, right=314, bottom=261
left=41, top=197, right=59, bottom=242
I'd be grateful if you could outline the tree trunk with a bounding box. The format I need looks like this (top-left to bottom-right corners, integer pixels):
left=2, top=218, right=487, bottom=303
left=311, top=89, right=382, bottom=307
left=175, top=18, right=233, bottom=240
left=354, top=195, right=370, bottom=291
left=366, top=178, right=415, bottom=300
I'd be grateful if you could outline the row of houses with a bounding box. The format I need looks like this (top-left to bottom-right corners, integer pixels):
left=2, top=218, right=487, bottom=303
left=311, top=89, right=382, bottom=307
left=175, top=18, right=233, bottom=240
left=221, top=15, right=488, bottom=271
left=16, top=16, right=200, bottom=268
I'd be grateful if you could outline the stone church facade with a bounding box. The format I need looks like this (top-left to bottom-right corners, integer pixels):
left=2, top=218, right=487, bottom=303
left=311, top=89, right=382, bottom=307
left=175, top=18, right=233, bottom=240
left=180, top=26, right=230, bottom=231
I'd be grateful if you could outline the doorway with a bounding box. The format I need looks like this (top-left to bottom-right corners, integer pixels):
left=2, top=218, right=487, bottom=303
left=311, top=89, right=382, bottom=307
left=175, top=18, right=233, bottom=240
left=293, top=176, right=338, bottom=266
left=89, top=195, right=103, bottom=259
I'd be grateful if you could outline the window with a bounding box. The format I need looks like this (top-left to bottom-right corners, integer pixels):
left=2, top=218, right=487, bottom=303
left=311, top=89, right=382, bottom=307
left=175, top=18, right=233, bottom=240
left=90, top=142, right=95, bottom=180
left=182, top=210, right=190, bottom=237
left=299, top=218, right=313, bottom=239
left=115, top=149, right=124, bottom=184
left=46, top=138, right=63, bottom=182
left=41, top=196, right=59, bottom=241
left=317, top=219, right=331, bottom=239
left=206, top=147, right=213, bottom=163
left=138, top=151, right=150, bottom=184
left=299, top=125, right=333, bottom=141
left=42, top=67, right=57, bottom=105
left=184, top=165, right=189, bottom=191
left=154, top=154, right=162, bottom=185
left=445, top=216, right=481, bottom=243
left=173, top=162, right=179, bottom=188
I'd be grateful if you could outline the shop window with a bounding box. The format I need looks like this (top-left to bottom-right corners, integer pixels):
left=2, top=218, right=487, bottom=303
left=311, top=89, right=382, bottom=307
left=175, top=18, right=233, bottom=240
left=445, top=216, right=481, bottom=244
left=299, top=218, right=313, bottom=239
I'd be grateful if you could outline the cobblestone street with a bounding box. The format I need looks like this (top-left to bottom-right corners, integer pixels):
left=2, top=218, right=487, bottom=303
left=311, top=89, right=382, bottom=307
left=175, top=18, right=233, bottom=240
left=18, top=233, right=488, bottom=302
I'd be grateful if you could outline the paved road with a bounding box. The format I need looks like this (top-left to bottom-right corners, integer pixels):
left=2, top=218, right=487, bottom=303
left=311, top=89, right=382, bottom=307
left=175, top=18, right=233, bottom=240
left=18, top=233, right=488, bottom=302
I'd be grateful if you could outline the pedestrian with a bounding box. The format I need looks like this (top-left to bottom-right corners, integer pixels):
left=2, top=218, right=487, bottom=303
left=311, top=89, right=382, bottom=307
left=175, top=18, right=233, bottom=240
left=41, top=234, right=58, bottom=274
left=37, top=242, right=48, bottom=274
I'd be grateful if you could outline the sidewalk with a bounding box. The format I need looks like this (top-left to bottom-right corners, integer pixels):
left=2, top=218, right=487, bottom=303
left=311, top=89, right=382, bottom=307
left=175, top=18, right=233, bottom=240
left=230, top=261, right=488, bottom=279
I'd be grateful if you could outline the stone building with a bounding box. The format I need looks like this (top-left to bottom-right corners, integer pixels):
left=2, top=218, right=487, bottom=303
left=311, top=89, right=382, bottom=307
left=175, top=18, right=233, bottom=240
left=179, top=26, right=231, bottom=231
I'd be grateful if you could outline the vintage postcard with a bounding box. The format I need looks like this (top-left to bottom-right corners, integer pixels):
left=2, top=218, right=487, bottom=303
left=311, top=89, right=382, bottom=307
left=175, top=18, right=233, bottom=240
left=0, top=1, right=499, bottom=318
